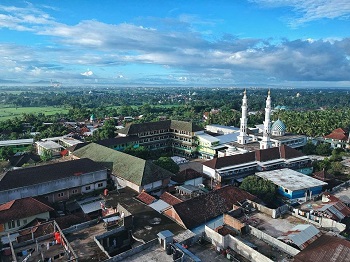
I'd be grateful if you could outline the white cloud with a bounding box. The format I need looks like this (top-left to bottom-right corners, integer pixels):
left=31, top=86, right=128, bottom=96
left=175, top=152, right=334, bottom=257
left=81, top=70, right=93, bottom=76
left=251, top=0, right=350, bottom=26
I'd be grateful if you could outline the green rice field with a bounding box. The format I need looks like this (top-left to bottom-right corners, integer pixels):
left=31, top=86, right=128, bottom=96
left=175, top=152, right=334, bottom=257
left=0, top=106, right=68, bottom=121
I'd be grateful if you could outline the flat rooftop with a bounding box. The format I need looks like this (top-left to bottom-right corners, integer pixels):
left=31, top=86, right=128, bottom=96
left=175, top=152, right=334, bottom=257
left=104, top=188, right=185, bottom=242
left=248, top=212, right=308, bottom=238
left=256, top=168, right=327, bottom=191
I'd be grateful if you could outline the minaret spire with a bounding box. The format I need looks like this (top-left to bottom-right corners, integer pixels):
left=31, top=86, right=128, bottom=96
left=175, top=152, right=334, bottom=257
left=260, top=89, right=272, bottom=149
left=237, top=89, right=249, bottom=145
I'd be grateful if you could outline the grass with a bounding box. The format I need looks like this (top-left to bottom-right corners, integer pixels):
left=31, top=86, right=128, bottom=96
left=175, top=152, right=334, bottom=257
left=0, top=106, right=68, bottom=121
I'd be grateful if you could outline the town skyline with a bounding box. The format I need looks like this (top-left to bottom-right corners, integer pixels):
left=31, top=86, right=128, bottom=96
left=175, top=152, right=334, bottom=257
left=0, top=0, right=350, bottom=88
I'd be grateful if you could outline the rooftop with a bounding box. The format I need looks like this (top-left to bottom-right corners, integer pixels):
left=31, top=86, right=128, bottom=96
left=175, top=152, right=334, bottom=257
left=104, top=188, right=185, bottom=242
left=170, top=185, right=259, bottom=229
left=73, top=143, right=174, bottom=186
left=0, top=197, right=53, bottom=224
left=35, top=140, right=62, bottom=149
left=293, top=234, right=350, bottom=262
left=0, top=158, right=106, bottom=191
left=256, top=168, right=327, bottom=191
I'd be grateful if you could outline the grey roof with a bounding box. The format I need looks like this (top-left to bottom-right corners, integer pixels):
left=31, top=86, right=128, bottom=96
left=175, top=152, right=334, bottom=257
left=278, top=224, right=320, bottom=248
left=73, top=143, right=174, bottom=186
left=77, top=196, right=104, bottom=214
left=0, top=158, right=106, bottom=191
left=0, top=139, right=34, bottom=147
left=256, top=168, right=327, bottom=191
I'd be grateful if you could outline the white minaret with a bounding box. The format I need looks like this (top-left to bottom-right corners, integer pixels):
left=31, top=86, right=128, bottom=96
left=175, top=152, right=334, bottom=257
left=260, top=90, right=272, bottom=149
left=237, top=89, right=249, bottom=145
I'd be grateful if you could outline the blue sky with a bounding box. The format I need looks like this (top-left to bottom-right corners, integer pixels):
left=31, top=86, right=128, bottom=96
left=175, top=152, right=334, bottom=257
left=0, top=0, right=350, bottom=87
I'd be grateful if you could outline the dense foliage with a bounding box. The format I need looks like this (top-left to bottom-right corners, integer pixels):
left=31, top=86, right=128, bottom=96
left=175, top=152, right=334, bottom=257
left=240, top=176, right=277, bottom=204
left=153, top=157, right=180, bottom=174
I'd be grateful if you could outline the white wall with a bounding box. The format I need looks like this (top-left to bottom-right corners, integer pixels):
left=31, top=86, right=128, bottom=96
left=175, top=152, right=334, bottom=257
left=202, top=165, right=215, bottom=178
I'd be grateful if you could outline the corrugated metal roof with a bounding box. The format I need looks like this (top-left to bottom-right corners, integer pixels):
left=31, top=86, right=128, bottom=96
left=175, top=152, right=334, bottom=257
left=279, top=224, right=320, bottom=248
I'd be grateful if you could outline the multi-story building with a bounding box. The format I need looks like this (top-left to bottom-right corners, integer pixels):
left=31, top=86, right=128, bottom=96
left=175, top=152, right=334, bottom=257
left=0, top=158, right=107, bottom=204
left=202, top=145, right=312, bottom=185
left=117, top=120, right=203, bottom=158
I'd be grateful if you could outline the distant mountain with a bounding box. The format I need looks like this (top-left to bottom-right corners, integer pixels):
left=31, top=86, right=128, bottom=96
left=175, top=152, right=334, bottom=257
left=0, top=79, right=21, bottom=83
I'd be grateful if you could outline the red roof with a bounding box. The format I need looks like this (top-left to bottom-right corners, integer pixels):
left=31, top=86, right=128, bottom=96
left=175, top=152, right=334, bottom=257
left=0, top=197, right=54, bottom=224
left=136, top=191, right=156, bottom=205
left=294, top=235, right=350, bottom=262
left=160, top=192, right=182, bottom=206
left=325, top=128, right=349, bottom=141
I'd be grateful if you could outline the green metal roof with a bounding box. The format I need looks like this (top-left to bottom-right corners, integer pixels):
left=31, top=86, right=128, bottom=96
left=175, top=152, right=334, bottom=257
left=73, top=143, right=173, bottom=186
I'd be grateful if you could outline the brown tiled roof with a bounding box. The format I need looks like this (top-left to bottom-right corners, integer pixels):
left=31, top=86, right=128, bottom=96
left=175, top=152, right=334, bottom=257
left=203, top=145, right=306, bottom=169
left=325, top=128, right=349, bottom=141
left=136, top=191, right=156, bottom=205
left=203, top=152, right=256, bottom=169
left=0, top=158, right=106, bottom=191
left=172, top=169, right=203, bottom=184
left=0, top=197, right=53, bottom=224
left=117, top=120, right=202, bottom=135
left=255, top=147, right=280, bottom=162
left=279, top=144, right=305, bottom=159
left=160, top=192, right=182, bottom=206
left=171, top=185, right=258, bottom=229
left=294, top=235, right=350, bottom=262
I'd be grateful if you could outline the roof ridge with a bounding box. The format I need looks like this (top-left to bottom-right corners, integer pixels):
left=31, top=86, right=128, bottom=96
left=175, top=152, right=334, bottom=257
left=30, top=197, right=54, bottom=210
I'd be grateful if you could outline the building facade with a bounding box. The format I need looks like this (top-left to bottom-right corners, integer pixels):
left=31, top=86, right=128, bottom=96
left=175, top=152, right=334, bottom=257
left=0, top=158, right=107, bottom=204
left=117, top=120, right=203, bottom=158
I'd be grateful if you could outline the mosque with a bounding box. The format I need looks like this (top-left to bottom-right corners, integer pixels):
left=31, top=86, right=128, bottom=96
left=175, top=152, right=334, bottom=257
left=197, top=90, right=307, bottom=159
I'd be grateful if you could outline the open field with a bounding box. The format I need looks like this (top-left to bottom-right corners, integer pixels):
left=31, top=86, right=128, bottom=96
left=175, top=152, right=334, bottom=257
left=0, top=106, right=69, bottom=121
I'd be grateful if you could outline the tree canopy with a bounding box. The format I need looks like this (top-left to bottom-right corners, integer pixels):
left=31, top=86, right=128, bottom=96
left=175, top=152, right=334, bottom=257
left=239, top=175, right=277, bottom=204
left=153, top=157, right=179, bottom=174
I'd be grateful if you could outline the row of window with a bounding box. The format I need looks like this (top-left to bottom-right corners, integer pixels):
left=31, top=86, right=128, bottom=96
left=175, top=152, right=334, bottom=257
left=57, top=183, right=104, bottom=198
left=8, top=219, right=27, bottom=229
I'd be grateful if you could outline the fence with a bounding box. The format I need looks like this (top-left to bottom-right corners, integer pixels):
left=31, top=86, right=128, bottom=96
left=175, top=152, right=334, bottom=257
left=204, top=226, right=274, bottom=262
left=249, top=226, right=300, bottom=256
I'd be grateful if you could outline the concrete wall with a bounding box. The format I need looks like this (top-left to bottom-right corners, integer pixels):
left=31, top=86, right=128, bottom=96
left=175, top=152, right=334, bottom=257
left=105, top=239, right=158, bottom=262
left=0, top=169, right=107, bottom=204
left=1, top=212, right=50, bottom=234
left=202, top=165, right=215, bottom=179
left=291, top=209, right=346, bottom=232
left=205, top=226, right=273, bottom=262
left=249, top=226, right=300, bottom=256
left=247, top=200, right=288, bottom=218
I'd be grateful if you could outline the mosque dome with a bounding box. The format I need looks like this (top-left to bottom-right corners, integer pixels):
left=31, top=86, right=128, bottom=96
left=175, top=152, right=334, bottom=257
left=272, top=119, right=286, bottom=136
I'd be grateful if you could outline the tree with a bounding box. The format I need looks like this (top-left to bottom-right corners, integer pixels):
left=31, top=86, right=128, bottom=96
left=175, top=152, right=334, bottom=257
left=239, top=175, right=277, bottom=204
left=153, top=157, right=179, bottom=174
left=302, top=141, right=316, bottom=155
left=40, top=149, right=53, bottom=162
left=0, top=146, right=14, bottom=160
left=123, top=146, right=151, bottom=160
left=315, top=143, right=332, bottom=156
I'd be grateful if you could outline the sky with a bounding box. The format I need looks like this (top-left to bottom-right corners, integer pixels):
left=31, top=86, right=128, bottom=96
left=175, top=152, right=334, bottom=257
left=0, top=0, right=350, bottom=88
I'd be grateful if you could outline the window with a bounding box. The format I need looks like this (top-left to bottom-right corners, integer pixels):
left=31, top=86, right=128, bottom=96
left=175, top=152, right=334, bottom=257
left=85, top=186, right=91, bottom=190
left=97, top=183, right=103, bottom=188
left=8, top=220, right=15, bottom=229
left=23, top=219, right=27, bottom=225
left=17, top=220, right=20, bottom=227
left=58, top=192, right=64, bottom=198
left=284, top=188, right=289, bottom=193
left=72, top=189, right=78, bottom=194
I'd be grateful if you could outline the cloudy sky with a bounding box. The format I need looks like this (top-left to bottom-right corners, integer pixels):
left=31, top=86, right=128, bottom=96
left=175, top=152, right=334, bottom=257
left=0, top=0, right=350, bottom=87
